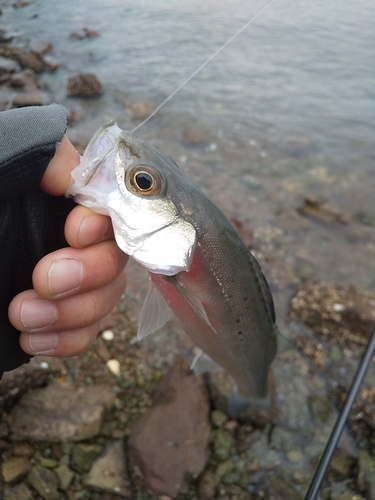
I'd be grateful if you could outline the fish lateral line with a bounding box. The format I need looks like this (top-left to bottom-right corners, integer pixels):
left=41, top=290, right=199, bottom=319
left=131, top=0, right=278, bottom=133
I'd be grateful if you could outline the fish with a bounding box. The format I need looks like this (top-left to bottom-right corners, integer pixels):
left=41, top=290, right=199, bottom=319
left=67, top=122, right=280, bottom=418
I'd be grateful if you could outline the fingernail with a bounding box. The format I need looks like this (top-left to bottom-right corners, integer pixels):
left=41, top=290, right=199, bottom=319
left=48, top=258, right=83, bottom=297
left=29, top=332, right=59, bottom=354
left=21, top=299, right=57, bottom=330
left=78, top=215, right=109, bottom=246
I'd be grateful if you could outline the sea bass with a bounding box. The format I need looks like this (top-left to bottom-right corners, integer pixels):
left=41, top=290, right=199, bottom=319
left=67, top=122, right=279, bottom=417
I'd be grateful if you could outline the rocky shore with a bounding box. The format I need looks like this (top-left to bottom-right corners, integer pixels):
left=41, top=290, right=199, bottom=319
left=1, top=17, right=375, bottom=500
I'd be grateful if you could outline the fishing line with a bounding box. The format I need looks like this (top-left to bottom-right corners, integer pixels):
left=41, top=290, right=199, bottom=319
left=131, top=0, right=277, bottom=133
left=303, top=327, right=375, bottom=500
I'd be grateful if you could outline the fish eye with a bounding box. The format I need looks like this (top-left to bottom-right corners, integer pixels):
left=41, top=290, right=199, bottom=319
left=129, top=165, right=162, bottom=196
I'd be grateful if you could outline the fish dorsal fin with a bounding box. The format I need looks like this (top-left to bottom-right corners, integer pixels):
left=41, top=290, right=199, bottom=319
left=167, top=276, right=217, bottom=334
left=190, top=350, right=222, bottom=375
left=137, top=281, right=172, bottom=340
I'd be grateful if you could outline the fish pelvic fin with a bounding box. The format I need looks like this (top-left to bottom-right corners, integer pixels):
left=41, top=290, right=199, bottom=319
left=228, top=388, right=272, bottom=420
left=137, top=280, right=172, bottom=340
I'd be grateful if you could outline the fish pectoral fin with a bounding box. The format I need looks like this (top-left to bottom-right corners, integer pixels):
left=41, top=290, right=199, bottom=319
left=167, top=276, right=217, bottom=334
left=190, top=350, right=223, bottom=375
left=137, top=281, right=172, bottom=340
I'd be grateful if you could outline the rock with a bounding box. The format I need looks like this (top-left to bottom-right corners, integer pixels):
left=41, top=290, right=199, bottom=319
left=0, top=55, right=18, bottom=74
left=262, top=474, right=301, bottom=500
left=9, top=381, right=115, bottom=441
left=297, top=196, right=352, bottom=224
left=197, top=470, right=219, bottom=499
left=329, top=448, right=355, bottom=481
left=128, top=357, right=210, bottom=498
left=27, top=465, right=59, bottom=500
left=0, top=357, right=64, bottom=411
left=357, top=449, right=375, bottom=500
left=286, top=450, right=304, bottom=464
left=12, top=442, right=34, bottom=457
left=277, top=209, right=311, bottom=231
left=54, top=464, right=74, bottom=490
left=230, top=217, right=254, bottom=248
left=2, top=456, right=31, bottom=483
left=42, top=55, right=61, bottom=72
left=71, top=443, right=103, bottom=473
left=67, top=73, right=103, bottom=97
left=0, top=46, right=43, bottom=72
left=210, top=409, right=228, bottom=428
left=212, top=428, right=235, bottom=461
left=85, top=440, right=131, bottom=498
left=215, top=458, right=234, bottom=478
left=330, top=492, right=365, bottom=500
left=12, top=1, right=30, bottom=8
left=308, top=394, right=332, bottom=423
left=70, top=27, right=100, bottom=39
left=12, top=91, right=48, bottom=107
left=4, top=483, right=33, bottom=500
left=290, top=281, right=375, bottom=353
left=183, top=128, right=207, bottom=145
left=10, top=68, right=38, bottom=90
left=128, top=100, right=155, bottom=119
left=29, top=40, right=52, bottom=57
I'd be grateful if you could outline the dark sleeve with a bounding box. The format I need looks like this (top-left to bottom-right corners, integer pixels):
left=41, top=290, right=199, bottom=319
left=0, top=104, right=76, bottom=377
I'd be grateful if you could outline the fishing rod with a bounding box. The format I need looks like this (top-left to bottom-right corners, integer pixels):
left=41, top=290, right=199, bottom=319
left=303, top=327, right=375, bottom=500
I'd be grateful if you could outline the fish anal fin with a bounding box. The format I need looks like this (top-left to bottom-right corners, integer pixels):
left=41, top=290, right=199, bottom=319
left=137, top=281, right=172, bottom=340
left=190, top=350, right=223, bottom=375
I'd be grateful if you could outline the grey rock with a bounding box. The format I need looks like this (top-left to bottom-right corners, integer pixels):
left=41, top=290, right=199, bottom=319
left=85, top=440, right=131, bottom=498
left=42, top=55, right=61, bottom=72
left=4, top=483, right=33, bottom=500
left=27, top=465, right=59, bottom=500
left=10, top=68, right=38, bottom=90
left=128, top=357, right=210, bottom=498
left=71, top=443, right=103, bottom=473
left=0, top=46, right=43, bottom=72
left=12, top=91, right=48, bottom=107
left=9, top=382, right=115, bottom=441
left=29, top=40, right=52, bottom=57
left=2, top=456, right=31, bottom=483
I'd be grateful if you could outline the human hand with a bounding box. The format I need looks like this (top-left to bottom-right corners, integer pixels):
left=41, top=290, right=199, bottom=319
left=8, top=136, right=128, bottom=357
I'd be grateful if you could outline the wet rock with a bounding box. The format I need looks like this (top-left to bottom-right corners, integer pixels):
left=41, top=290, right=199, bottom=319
left=29, top=40, right=52, bottom=57
left=10, top=68, right=38, bottom=90
left=129, top=100, right=155, bottom=119
left=230, top=217, right=254, bottom=248
left=277, top=209, right=311, bottom=231
left=0, top=357, right=64, bottom=411
left=0, top=55, right=18, bottom=74
left=281, top=133, right=315, bottom=157
left=27, top=465, right=59, bottom=500
left=4, top=483, right=33, bottom=500
left=290, top=281, right=375, bottom=352
left=71, top=443, right=103, bottom=473
left=2, top=456, right=31, bottom=483
left=262, top=474, right=301, bottom=499
left=297, top=196, right=352, bottom=224
left=197, top=470, right=219, bottom=499
left=329, top=448, right=355, bottom=481
left=183, top=128, right=208, bottom=145
left=308, top=394, right=332, bottom=423
left=210, top=409, right=228, bottom=428
left=286, top=450, right=304, bottom=464
left=128, top=357, right=210, bottom=498
left=12, top=442, right=34, bottom=457
left=216, top=458, right=234, bottom=478
left=85, top=440, right=131, bottom=498
left=235, top=423, right=263, bottom=454
left=12, top=91, right=48, bottom=107
left=333, top=385, right=375, bottom=454
left=357, top=449, right=375, bottom=500
left=9, top=381, right=115, bottom=441
left=212, top=428, right=235, bottom=461
left=67, top=73, right=103, bottom=97
left=12, top=1, right=30, bottom=8
left=42, top=55, right=61, bottom=72
left=70, top=27, right=100, bottom=39
left=0, top=46, right=43, bottom=72
left=55, top=463, right=74, bottom=490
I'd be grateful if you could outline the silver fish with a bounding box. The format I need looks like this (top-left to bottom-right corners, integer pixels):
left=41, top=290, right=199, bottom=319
left=67, top=122, right=279, bottom=417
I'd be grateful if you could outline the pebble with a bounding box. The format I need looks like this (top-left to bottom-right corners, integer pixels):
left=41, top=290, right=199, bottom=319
left=107, top=358, right=121, bottom=374
left=2, top=456, right=31, bottom=483
left=197, top=470, right=219, bottom=499
left=286, top=449, right=304, bottom=464
left=54, top=463, right=74, bottom=490
left=102, top=329, right=114, bottom=341
left=27, top=465, right=59, bottom=500
left=212, top=428, right=235, bottom=461
left=210, top=409, right=228, bottom=428
left=67, top=73, right=103, bottom=97
left=71, top=443, right=103, bottom=473
left=308, top=394, right=332, bottom=423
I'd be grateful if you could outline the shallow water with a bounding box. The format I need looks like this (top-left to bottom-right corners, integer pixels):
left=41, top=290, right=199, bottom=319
left=2, top=0, right=375, bottom=495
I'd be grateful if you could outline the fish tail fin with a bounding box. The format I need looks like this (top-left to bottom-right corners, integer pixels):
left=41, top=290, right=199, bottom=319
left=228, top=388, right=272, bottom=419
left=276, top=325, right=296, bottom=355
